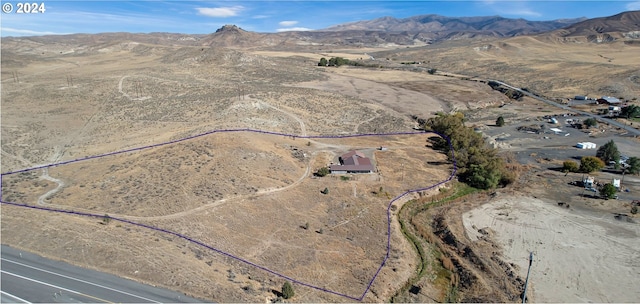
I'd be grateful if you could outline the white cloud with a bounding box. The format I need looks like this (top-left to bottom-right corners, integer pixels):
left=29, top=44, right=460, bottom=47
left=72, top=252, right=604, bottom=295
left=196, top=6, right=244, bottom=18
left=252, top=15, right=270, bottom=19
left=627, top=1, right=640, bottom=10
left=276, top=27, right=313, bottom=32
left=479, top=0, right=542, bottom=18
left=508, top=9, right=542, bottom=17
left=278, top=20, right=298, bottom=26
left=1, top=27, right=70, bottom=36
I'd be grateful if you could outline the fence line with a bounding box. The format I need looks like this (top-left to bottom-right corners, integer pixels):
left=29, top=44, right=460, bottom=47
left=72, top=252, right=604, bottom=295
left=0, top=128, right=457, bottom=301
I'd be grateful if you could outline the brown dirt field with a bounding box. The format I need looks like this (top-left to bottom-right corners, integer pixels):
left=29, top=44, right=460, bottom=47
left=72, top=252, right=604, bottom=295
left=289, top=70, right=447, bottom=119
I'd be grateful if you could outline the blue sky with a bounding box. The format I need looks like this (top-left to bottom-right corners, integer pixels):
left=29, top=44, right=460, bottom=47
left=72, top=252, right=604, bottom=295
left=1, top=1, right=639, bottom=37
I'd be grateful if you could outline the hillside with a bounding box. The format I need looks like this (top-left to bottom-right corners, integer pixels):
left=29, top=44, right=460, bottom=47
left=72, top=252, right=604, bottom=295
left=547, top=10, right=640, bottom=42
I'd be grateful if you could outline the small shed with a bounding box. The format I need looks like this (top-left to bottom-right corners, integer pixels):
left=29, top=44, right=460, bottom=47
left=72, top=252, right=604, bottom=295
left=613, top=179, right=621, bottom=189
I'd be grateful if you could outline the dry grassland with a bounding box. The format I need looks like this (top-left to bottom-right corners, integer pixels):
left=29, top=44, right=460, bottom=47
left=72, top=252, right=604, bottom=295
left=1, top=42, right=462, bottom=302
left=385, top=37, right=640, bottom=99
left=2, top=131, right=451, bottom=302
left=5, top=32, right=637, bottom=303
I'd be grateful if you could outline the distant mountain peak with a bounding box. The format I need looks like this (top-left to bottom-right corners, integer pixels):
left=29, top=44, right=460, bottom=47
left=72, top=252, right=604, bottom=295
left=215, top=24, right=244, bottom=33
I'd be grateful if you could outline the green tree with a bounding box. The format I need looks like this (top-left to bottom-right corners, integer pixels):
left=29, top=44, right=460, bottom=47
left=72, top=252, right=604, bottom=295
left=562, top=160, right=579, bottom=173
left=579, top=156, right=605, bottom=173
left=496, top=116, right=505, bottom=127
left=464, top=163, right=501, bottom=189
left=282, top=281, right=295, bottom=299
left=600, top=183, right=617, bottom=199
left=620, top=105, right=640, bottom=119
left=316, top=167, right=330, bottom=177
left=583, top=118, right=598, bottom=128
left=327, top=57, right=349, bottom=67
left=626, top=157, right=640, bottom=174
left=318, top=57, right=327, bottom=66
left=596, top=140, right=620, bottom=164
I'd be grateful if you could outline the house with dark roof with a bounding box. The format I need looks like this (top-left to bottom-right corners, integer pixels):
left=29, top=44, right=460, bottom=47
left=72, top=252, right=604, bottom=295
left=330, top=150, right=375, bottom=174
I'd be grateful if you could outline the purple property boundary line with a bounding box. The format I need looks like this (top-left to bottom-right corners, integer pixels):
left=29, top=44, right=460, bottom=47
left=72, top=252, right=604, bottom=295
left=0, top=128, right=457, bottom=301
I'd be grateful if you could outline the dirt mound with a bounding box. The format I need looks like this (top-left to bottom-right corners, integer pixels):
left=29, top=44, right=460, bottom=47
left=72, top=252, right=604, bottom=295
left=430, top=207, right=524, bottom=302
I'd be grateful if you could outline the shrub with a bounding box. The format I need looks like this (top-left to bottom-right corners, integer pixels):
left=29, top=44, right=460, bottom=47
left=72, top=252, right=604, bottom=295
left=631, top=206, right=638, bottom=214
left=321, top=187, right=329, bottom=195
left=316, top=167, right=330, bottom=177
left=282, top=281, right=295, bottom=299
left=579, top=156, right=605, bottom=173
left=584, top=117, right=598, bottom=128
left=496, top=116, right=505, bottom=127
left=562, top=160, right=579, bottom=173
left=102, top=214, right=111, bottom=225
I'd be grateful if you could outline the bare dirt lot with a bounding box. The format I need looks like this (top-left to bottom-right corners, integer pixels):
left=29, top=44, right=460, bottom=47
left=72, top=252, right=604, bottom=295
left=463, top=195, right=640, bottom=302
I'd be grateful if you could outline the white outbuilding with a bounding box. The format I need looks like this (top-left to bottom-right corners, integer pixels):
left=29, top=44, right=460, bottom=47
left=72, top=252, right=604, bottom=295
left=576, top=142, right=597, bottom=149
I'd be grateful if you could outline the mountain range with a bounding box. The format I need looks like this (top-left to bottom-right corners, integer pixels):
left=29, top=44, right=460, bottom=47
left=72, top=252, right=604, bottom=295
left=2, top=11, right=639, bottom=49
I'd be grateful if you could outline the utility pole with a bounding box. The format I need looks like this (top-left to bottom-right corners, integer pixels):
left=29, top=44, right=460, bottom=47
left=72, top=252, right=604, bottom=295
left=522, top=251, right=533, bottom=303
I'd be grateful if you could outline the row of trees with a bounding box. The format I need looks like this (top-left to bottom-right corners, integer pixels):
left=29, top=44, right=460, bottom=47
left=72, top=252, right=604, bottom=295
left=425, top=113, right=513, bottom=190
left=318, top=57, right=352, bottom=67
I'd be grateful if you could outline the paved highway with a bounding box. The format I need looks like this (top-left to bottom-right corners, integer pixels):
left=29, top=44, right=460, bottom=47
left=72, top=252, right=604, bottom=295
left=1, top=245, right=206, bottom=303
left=490, top=80, right=640, bottom=136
